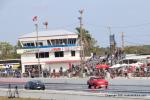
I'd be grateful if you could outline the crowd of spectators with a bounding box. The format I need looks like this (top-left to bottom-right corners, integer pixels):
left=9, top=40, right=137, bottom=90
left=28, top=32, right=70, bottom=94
left=38, top=48, right=128, bottom=78
left=45, top=48, right=150, bottom=79
left=0, top=68, right=21, bottom=78
left=2, top=48, right=150, bottom=79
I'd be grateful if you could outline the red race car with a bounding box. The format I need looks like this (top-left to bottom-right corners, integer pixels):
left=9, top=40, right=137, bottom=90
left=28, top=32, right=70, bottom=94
left=87, top=76, right=108, bottom=89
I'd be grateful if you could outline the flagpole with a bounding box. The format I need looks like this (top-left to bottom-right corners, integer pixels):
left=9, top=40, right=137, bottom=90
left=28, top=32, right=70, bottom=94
left=33, top=16, right=41, bottom=77
left=36, top=23, right=41, bottom=77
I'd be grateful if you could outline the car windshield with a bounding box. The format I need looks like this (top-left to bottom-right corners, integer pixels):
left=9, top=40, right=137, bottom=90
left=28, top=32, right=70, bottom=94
left=90, top=77, right=102, bottom=80
left=32, top=80, right=42, bottom=83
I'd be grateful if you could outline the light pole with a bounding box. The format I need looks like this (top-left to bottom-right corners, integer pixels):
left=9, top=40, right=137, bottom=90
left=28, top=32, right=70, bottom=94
left=33, top=16, right=41, bottom=77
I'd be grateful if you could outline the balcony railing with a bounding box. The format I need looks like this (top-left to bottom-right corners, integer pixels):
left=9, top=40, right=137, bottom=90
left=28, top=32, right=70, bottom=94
left=18, top=44, right=80, bottom=49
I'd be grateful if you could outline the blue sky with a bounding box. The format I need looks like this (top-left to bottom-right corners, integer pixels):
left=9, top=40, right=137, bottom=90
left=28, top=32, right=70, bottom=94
left=0, top=0, right=150, bottom=47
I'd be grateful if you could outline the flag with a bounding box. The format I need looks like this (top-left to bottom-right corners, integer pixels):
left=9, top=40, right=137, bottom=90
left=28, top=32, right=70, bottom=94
left=32, top=16, right=38, bottom=22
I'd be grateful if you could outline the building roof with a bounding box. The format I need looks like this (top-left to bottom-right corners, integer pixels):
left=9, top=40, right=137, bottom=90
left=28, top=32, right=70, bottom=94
left=19, top=29, right=77, bottom=38
left=125, top=54, right=150, bottom=60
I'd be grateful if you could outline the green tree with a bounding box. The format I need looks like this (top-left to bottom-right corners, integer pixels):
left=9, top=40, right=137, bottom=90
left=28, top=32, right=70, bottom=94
left=0, top=42, right=20, bottom=59
left=124, top=46, right=147, bottom=54
left=76, top=27, right=98, bottom=56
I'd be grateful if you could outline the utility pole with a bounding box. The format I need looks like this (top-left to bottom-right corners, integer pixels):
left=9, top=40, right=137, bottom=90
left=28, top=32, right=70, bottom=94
left=78, top=9, right=85, bottom=77
left=121, top=32, right=125, bottom=64
left=121, top=32, right=124, bottom=50
left=108, top=26, right=112, bottom=35
left=108, top=26, right=112, bottom=53
left=108, top=26, right=113, bottom=65
left=33, top=16, right=41, bottom=77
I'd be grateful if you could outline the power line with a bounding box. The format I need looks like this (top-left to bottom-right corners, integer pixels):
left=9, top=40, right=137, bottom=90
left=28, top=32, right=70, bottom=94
left=111, top=22, right=150, bottom=29
left=85, top=22, right=150, bottom=29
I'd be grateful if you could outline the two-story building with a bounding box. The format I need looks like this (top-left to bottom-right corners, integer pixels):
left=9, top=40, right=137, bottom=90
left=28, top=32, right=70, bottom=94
left=17, top=30, right=81, bottom=75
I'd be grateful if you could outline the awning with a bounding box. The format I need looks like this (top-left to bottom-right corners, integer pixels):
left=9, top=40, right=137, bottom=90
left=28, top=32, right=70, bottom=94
left=96, top=64, right=110, bottom=69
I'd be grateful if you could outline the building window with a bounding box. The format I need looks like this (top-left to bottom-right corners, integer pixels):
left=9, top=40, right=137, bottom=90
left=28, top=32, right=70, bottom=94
left=36, top=42, right=43, bottom=46
left=23, top=42, right=35, bottom=47
left=47, top=40, right=52, bottom=45
left=51, top=40, right=56, bottom=45
left=68, top=38, right=76, bottom=44
left=36, top=52, right=49, bottom=58
left=71, top=51, right=75, bottom=56
left=55, top=51, right=64, bottom=57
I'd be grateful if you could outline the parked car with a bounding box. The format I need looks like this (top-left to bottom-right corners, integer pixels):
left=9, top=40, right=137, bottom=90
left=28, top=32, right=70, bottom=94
left=87, top=76, right=108, bottom=89
left=24, top=80, right=45, bottom=90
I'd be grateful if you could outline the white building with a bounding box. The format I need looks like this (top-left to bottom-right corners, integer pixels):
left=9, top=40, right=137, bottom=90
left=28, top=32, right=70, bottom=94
left=17, top=30, right=81, bottom=74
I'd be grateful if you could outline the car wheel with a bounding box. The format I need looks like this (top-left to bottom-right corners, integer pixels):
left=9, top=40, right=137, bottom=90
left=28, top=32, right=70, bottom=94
left=88, top=85, right=91, bottom=89
left=24, top=87, right=27, bottom=89
left=94, top=85, right=97, bottom=89
left=105, top=86, right=108, bottom=89
left=25, top=86, right=30, bottom=90
left=29, top=86, right=33, bottom=90
left=42, top=86, right=45, bottom=90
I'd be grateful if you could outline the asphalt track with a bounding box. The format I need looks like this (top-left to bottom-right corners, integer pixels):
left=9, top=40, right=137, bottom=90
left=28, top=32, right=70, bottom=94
left=0, top=77, right=150, bottom=99
left=0, top=81, right=150, bottom=96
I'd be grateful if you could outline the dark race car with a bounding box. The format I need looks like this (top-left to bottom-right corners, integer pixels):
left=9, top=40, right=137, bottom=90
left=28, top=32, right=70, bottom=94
left=87, top=76, right=108, bottom=89
left=24, top=80, right=45, bottom=90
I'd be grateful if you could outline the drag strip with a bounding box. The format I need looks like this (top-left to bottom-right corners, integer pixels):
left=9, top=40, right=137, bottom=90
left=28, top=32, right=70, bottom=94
left=0, top=82, right=150, bottom=96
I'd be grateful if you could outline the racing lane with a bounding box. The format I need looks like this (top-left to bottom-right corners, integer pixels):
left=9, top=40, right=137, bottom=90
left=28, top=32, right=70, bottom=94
left=0, top=82, right=150, bottom=96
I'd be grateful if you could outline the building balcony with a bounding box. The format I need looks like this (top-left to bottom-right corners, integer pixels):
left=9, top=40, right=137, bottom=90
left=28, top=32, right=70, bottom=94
left=18, top=44, right=80, bottom=49
left=17, top=44, right=81, bottom=54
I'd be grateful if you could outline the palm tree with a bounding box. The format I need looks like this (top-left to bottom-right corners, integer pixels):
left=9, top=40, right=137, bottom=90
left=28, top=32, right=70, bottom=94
left=76, top=27, right=98, bottom=56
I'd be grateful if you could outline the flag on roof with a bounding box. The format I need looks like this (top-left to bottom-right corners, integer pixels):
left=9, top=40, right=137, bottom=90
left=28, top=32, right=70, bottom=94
left=32, top=16, right=38, bottom=22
